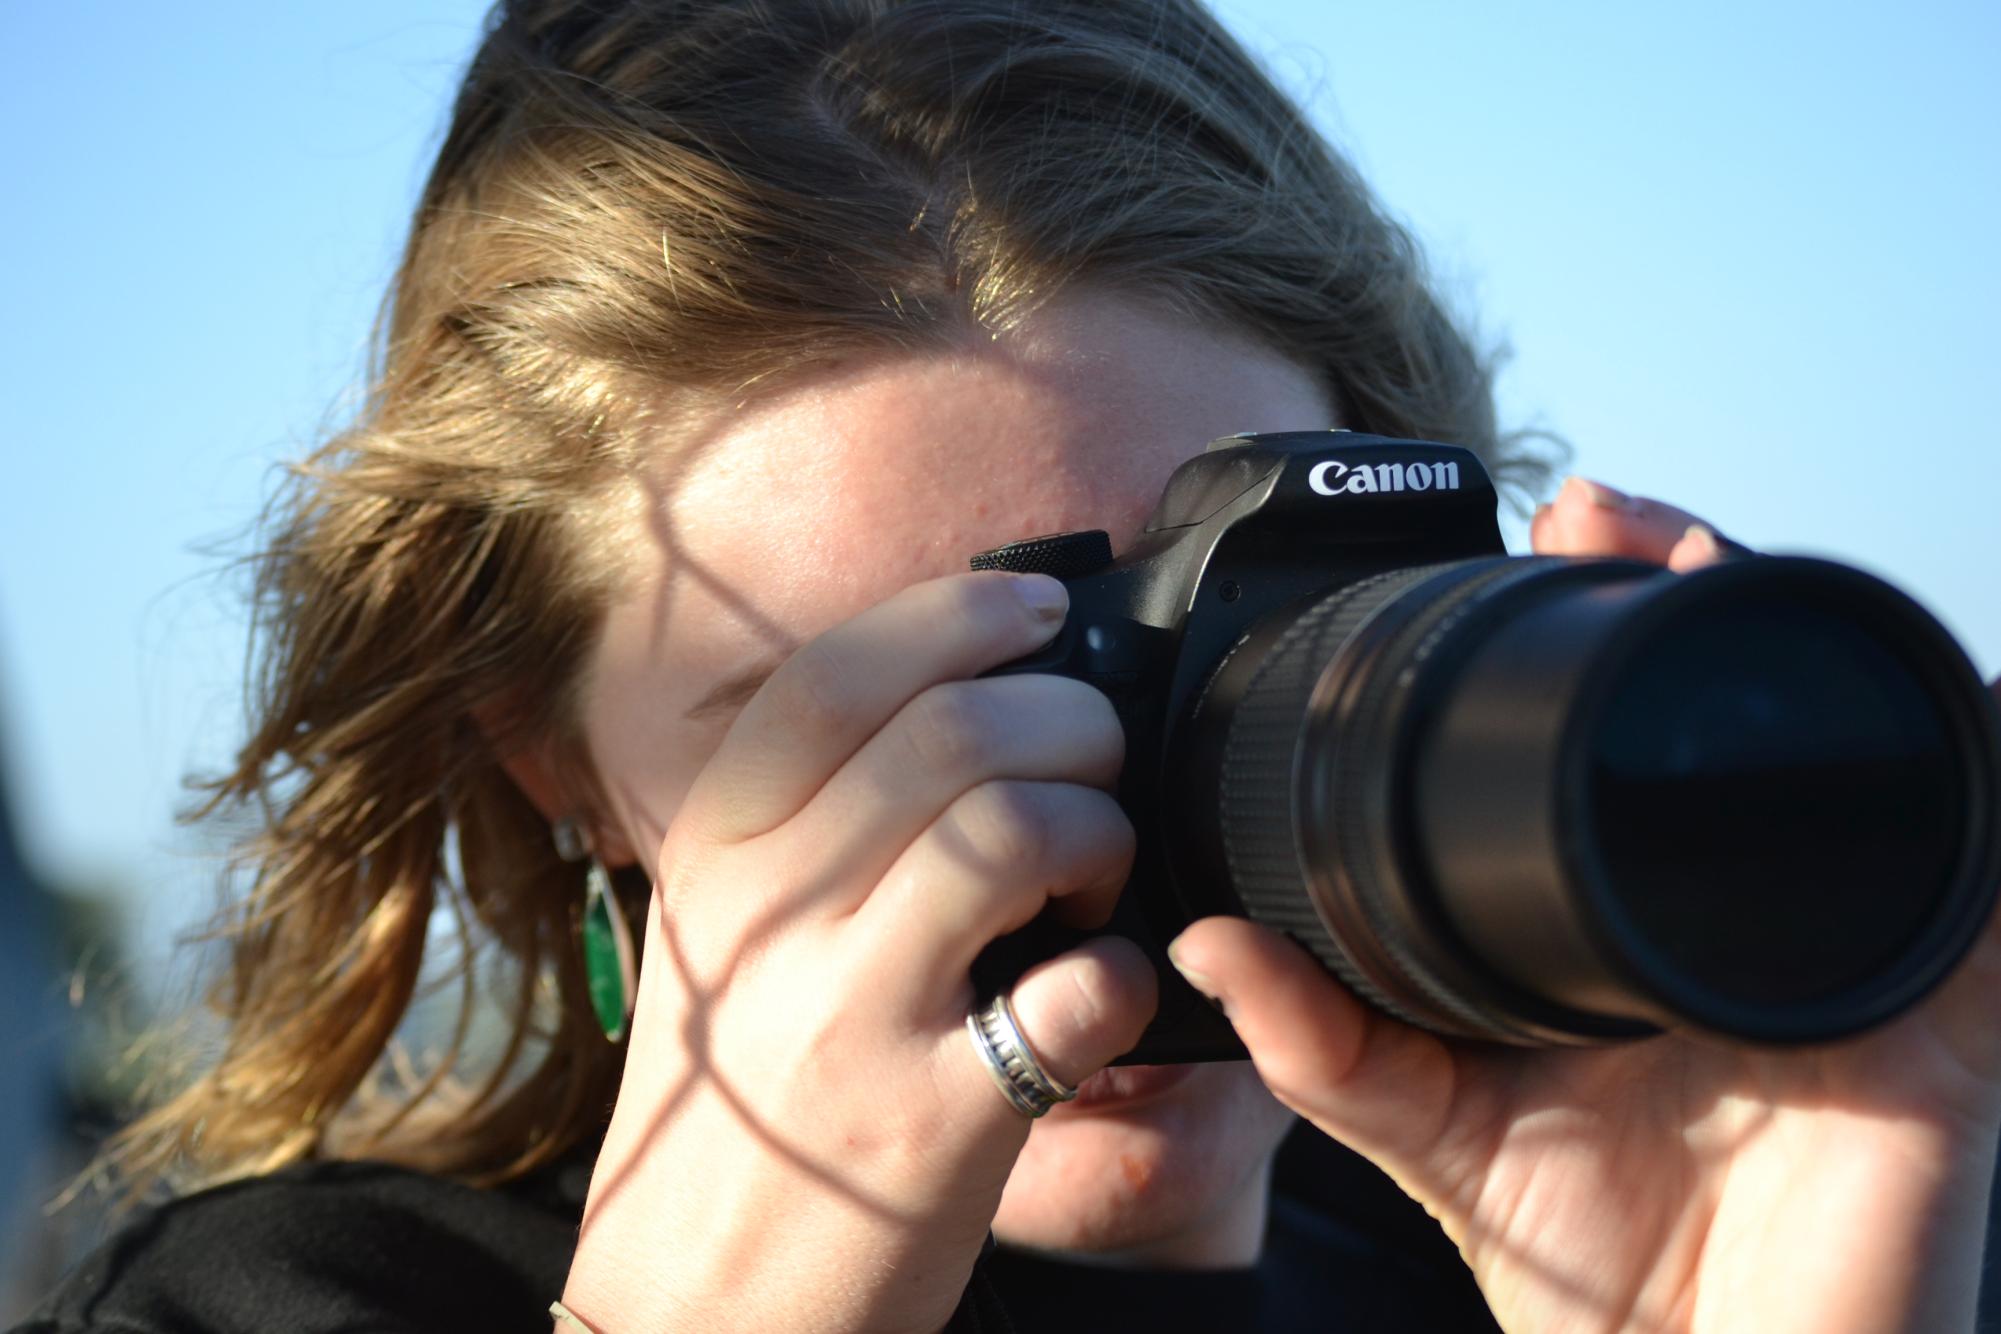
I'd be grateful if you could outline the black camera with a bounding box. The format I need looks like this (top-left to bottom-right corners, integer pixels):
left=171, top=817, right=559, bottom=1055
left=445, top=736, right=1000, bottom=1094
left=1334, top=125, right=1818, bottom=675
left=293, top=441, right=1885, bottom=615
left=971, top=431, right=2001, bottom=1064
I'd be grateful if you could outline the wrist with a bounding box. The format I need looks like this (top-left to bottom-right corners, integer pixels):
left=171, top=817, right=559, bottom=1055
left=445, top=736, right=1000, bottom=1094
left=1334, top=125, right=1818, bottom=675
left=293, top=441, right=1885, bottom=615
left=560, top=1222, right=696, bottom=1334
left=550, top=1298, right=606, bottom=1333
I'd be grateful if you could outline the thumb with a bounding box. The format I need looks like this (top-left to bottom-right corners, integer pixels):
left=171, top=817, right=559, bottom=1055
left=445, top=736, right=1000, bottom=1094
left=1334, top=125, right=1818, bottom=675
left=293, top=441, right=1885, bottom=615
left=1167, top=916, right=1457, bottom=1171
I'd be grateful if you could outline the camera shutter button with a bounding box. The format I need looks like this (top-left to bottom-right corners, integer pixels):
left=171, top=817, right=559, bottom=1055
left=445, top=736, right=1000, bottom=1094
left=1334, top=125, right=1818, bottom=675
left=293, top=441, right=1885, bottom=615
left=969, top=530, right=1115, bottom=579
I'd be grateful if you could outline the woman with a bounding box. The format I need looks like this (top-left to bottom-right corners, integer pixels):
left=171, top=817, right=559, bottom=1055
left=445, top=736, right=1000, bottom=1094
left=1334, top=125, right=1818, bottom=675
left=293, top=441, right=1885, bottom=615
left=19, top=1, right=1999, bottom=1330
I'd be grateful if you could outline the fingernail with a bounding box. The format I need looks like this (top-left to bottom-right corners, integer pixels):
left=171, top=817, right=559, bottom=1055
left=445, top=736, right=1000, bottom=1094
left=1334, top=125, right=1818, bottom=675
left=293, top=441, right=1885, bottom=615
left=1681, top=523, right=1723, bottom=561
left=1011, top=573, right=1069, bottom=624
left=1167, top=942, right=1221, bottom=1008
left=1564, top=475, right=1637, bottom=512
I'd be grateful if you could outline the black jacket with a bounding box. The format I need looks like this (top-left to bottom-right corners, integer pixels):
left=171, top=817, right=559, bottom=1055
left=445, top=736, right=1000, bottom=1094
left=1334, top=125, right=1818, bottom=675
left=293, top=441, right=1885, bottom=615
left=13, top=1128, right=1504, bottom=1333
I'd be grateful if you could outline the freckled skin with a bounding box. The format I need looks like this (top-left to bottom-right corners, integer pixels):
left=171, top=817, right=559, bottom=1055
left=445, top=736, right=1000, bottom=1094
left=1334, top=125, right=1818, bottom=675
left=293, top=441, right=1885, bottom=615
left=582, top=295, right=1328, bottom=1264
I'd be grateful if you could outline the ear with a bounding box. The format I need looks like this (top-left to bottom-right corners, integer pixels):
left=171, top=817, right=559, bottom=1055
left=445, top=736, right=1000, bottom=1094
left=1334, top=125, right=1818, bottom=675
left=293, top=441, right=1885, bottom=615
left=475, top=703, right=641, bottom=869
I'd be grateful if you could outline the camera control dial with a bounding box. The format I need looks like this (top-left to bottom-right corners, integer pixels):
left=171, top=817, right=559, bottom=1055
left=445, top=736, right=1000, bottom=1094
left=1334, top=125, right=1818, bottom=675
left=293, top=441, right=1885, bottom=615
left=969, top=529, right=1115, bottom=579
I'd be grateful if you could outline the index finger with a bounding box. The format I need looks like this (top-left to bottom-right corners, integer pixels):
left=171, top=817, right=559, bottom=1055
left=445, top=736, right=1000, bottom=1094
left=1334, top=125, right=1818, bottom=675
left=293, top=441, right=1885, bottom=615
left=678, top=570, right=1070, bottom=843
left=1532, top=476, right=1732, bottom=563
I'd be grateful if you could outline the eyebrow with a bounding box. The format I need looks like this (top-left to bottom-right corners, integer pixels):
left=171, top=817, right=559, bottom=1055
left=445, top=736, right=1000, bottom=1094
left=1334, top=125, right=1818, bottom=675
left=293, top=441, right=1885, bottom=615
left=683, top=660, right=783, bottom=721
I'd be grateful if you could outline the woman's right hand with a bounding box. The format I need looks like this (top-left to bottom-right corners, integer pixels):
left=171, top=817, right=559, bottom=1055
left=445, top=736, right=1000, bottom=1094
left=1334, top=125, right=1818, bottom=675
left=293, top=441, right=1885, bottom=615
left=559, top=571, right=1157, bottom=1334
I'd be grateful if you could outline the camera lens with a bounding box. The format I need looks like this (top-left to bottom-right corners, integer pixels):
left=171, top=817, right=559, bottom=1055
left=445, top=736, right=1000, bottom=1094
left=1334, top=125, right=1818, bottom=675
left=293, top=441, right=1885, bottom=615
left=1189, top=556, right=2000, bottom=1045
left=1584, top=592, right=1958, bottom=1016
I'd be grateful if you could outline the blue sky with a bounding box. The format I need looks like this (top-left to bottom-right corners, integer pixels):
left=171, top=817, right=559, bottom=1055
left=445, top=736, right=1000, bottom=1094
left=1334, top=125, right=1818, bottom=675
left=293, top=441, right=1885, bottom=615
left=2, top=2, right=1996, bottom=966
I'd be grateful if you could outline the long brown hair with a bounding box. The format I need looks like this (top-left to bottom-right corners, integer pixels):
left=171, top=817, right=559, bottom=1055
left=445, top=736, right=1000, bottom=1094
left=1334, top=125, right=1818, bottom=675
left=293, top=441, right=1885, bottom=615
left=114, top=0, right=1552, bottom=1195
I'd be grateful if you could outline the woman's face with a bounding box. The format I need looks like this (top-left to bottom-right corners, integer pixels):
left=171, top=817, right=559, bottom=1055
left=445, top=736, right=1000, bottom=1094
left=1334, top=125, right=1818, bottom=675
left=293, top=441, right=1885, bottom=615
left=579, top=294, right=1332, bottom=1260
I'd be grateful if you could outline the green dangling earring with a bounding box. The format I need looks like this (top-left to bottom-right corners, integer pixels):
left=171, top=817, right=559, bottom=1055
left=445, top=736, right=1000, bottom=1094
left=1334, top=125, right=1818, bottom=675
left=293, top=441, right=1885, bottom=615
left=554, top=817, right=637, bottom=1043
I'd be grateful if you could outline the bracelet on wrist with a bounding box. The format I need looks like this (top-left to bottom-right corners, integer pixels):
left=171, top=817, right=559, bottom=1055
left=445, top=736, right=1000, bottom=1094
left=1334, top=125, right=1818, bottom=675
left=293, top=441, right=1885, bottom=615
left=550, top=1299, right=601, bottom=1333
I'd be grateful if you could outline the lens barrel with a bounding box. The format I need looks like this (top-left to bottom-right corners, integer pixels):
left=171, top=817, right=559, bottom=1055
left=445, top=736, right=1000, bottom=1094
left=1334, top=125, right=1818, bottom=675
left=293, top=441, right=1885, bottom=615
left=1192, top=556, right=2001, bottom=1045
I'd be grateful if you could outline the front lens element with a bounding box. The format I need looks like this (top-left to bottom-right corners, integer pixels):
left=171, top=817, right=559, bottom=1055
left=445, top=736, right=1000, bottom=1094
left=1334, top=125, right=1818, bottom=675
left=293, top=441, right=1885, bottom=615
left=1585, top=593, right=1962, bottom=1011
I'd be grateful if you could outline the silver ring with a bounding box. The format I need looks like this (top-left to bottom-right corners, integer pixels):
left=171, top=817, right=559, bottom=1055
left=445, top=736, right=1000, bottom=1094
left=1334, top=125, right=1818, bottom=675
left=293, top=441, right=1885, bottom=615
left=966, top=991, right=1077, bottom=1119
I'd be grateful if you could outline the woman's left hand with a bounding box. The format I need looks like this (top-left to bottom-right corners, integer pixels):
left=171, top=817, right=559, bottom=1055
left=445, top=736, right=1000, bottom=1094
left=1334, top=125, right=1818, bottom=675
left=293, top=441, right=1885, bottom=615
left=1169, top=476, right=2001, bottom=1334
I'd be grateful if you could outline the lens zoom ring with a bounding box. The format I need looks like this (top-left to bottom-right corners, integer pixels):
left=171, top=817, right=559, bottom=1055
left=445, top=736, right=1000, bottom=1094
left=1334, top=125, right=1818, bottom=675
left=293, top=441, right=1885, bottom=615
left=1218, top=569, right=1450, bottom=1031
left=1321, top=561, right=1561, bottom=1041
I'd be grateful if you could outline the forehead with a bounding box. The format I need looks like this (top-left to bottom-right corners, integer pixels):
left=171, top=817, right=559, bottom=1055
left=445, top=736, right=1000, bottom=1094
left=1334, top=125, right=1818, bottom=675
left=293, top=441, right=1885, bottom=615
left=637, top=298, right=1335, bottom=662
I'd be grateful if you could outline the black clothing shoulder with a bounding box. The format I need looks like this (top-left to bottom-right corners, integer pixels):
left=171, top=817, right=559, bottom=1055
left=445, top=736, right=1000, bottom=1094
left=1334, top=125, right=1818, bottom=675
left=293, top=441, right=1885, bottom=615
left=14, top=1161, right=578, bottom=1334
left=22, top=1124, right=2001, bottom=1331
left=14, top=1136, right=1505, bottom=1333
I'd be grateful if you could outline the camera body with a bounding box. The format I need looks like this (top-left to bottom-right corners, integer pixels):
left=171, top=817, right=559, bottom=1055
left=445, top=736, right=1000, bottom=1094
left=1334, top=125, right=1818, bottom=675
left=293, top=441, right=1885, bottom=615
left=972, top=430, right=1506, bottom=1063
left=976, top=431, right=2001, bottom=1063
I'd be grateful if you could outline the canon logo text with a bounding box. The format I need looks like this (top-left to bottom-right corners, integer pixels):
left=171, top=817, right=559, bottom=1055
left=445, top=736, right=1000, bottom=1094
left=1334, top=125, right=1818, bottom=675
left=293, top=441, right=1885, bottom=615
left=1308, top=459, right=1461, bottom=497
